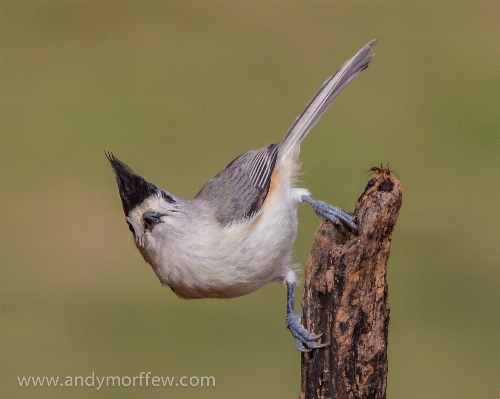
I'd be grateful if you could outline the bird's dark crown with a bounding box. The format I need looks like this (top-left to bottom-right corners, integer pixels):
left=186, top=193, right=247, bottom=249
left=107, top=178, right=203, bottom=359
left=106, top=152, right=157, bottom=216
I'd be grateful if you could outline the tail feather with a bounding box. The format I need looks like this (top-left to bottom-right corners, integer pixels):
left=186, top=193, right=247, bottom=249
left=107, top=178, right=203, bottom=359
left=279, top=39, right=376, bottom=158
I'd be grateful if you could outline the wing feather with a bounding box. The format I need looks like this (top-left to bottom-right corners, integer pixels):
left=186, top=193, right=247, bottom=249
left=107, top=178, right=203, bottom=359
left=195, top=144, right=278, bottom=225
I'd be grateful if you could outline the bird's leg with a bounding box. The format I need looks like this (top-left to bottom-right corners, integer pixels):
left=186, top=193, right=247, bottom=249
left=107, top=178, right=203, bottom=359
left=301, top=194, right=357, bottom=231
left=285, top=282, right=327, bottom=352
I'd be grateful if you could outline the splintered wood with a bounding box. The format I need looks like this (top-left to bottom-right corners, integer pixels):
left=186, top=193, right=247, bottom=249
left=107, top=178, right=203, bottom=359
left=300, top=172, right=402, bottom=399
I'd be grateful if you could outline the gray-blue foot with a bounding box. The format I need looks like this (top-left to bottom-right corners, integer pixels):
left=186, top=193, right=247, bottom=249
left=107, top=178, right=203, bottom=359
left=302, top=195, right=357, bottom=231
left=286, top=282, right=328, bottom=352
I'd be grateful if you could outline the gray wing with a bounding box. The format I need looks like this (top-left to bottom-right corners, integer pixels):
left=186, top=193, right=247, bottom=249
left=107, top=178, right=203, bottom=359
left=195, top=144, right=278, bottom=225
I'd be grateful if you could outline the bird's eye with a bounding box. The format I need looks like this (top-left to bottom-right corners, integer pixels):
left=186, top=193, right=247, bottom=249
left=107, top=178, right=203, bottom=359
left=161, top=191, right=176, bottom=203
left=126, top=221, right=135, bottom=236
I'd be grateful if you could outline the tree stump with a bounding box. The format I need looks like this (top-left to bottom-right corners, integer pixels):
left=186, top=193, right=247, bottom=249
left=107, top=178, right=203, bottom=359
left=300, top=170, right=402, bottom=399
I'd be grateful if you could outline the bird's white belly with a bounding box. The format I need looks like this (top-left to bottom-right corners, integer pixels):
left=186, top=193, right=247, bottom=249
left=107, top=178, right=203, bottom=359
left=161, top=208, right=296, bottom=298
left=148, top=185, right=307, bottom=299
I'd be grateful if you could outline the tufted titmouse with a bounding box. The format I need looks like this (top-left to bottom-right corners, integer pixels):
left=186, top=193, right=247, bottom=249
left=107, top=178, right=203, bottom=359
left=107, top=40, right=375, bottom=351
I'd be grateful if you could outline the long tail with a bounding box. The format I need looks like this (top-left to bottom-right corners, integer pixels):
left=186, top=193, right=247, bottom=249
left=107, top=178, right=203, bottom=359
left=278, top=39, right=376, bottom=158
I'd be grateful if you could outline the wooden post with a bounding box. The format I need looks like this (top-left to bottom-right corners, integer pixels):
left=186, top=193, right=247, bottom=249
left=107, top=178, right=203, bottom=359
left=300, top=170, right=402, bottom=399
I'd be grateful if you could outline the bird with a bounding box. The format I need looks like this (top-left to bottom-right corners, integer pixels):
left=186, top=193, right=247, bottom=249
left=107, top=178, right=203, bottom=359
left=107, top=40, right=376, bottom=351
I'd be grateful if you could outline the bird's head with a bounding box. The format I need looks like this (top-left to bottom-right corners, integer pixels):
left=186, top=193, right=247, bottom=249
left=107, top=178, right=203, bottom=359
left=106, top=153, right=181, bottom=250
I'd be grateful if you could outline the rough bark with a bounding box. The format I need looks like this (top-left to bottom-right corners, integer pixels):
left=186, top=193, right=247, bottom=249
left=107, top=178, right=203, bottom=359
left=300, top=171, right=402, bottom=399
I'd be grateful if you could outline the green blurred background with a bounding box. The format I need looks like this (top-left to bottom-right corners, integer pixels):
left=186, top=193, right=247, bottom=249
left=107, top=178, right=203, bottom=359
left=1, top=1, right=499, bottom=398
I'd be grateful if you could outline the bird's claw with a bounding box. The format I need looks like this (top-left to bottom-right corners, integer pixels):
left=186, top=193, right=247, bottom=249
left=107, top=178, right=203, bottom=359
left=286, top=312, right=328, bottom=352
left=312, top=201, right=357, bottom=231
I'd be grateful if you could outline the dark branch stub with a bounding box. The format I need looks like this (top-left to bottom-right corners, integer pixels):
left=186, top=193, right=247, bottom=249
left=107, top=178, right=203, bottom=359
left=300, top=172, right=402, bottom=399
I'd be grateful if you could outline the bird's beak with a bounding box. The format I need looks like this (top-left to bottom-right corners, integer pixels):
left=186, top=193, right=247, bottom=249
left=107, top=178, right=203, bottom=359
left=143, top=212, right=165, bottom=229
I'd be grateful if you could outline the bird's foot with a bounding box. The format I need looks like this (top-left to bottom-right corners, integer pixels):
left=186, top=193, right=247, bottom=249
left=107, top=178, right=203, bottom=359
left=303, top=196, right=357, bottom=231
left=286, top=311, right=328, bottom=352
